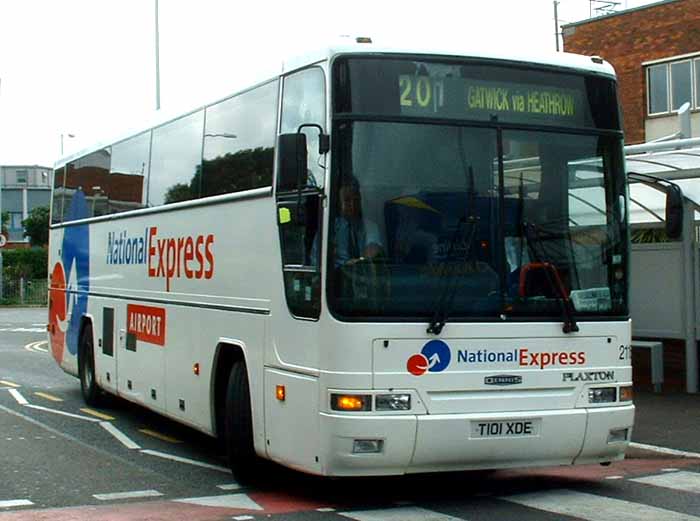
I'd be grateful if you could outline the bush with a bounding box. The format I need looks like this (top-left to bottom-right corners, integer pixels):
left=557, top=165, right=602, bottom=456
left=2, top=247, right=48, bottom=280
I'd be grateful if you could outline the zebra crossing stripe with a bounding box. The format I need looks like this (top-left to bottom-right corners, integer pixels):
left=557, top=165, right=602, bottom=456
left=339, top=506, right=464, bottom=521
left=93, top=490, right=163, bottom=501
left=631, top=471, right=700, bottom=494
left=173, top=494, right=263, bottom=510
left=0, top=499, right=33, bottom=508
left=504, top=489, right=700, bottom=521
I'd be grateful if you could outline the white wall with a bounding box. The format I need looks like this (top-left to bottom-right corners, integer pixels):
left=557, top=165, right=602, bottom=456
left=645, top=112, right=700, bottom=141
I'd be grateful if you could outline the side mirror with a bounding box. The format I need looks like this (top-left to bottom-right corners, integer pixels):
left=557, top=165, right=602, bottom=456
left=277, top=133, right=308, bottom=192
left=665, top=184, right=683, bottom=239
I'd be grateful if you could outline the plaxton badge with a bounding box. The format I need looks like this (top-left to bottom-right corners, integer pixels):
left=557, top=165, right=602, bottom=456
left=484, top=375, right=522, bottom=386
left=562, top=370, right=615, bottom=382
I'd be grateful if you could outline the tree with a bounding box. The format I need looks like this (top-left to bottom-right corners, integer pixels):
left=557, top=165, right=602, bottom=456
left=163, top=183, right=197, bottom=204
left=22, top=206, right=50, bottom=247
left=1, top=211, right=8, bottom=237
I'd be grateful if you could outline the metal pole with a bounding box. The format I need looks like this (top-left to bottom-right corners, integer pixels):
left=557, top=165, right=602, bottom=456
left=554, top=1, right=560, bottom=52
left=155, top=0, right=161, bottom=111
left=682, top=201, right=698, bottom=392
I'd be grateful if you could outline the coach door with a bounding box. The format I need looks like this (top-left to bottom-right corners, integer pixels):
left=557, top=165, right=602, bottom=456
left=116, top=303, right=167, bottom=412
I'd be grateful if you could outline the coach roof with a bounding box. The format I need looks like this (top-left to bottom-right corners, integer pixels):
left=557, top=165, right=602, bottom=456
left=56, top=42, right=615, bottom=169
left=282, top=41, right=616, bottom=77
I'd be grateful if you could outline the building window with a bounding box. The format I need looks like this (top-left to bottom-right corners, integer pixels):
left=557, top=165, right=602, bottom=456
left=15, top=170, right=28, bottom=184
left=695, top=58, right=700, bottom=109
left=9, top=212, right=23, bottom=230
left=671, top=61, right=692, bottom=111
left=647, top=58, right=699, bottom=115
left=648, top=64, right=668, bottom=114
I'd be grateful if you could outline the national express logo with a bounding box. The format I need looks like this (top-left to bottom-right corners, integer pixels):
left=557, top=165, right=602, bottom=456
left=49, top=191, right=90, bottom=365
left=406, top=340, right=587, bottom=376
left=106, top=227, right=215, bottom=292
left=407, top=340, right=452, bottom=376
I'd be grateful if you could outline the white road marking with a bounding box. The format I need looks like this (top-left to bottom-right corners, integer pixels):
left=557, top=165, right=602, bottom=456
left=93, top=490, right=163, bottom=501
left=173, top=494, right=263, bottom=510
left=0, top=327, right=45, bottom=332
left=505, top=489, right=700, bottom=521
left=631, top=471, right=700, bottom=494
left=140, top=449, right=230, bottom=473
left=8, top=389, right=28, bottom=405
left=605, top=475, right=624, bottom=480
left=216, top=483, right=241, bottom=491
left=629, top=442, right=700, bottom=459
left=0, top=499, right=33, bottom=508
left=339, top=507, right=464, bottom=521
left=24, top=341, right=49, bottom=353
left=663, top=468, right=681, bottom=472
left=25, top=404, right=101, bottom=422
left=232, top=516, right=255, bottom=521
left=317, top=507, right=337, bottom=512
left=100, top=422, right=141, bottom=450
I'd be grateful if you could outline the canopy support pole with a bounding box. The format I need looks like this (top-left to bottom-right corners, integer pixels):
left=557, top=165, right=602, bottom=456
left=682, top=200, right=698, bottom=392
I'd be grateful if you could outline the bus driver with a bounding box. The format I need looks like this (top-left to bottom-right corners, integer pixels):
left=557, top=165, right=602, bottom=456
left=333, top=177, right=383, bottom=267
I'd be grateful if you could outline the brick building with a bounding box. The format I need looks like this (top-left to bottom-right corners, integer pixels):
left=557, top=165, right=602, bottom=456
left=562, top=0, right=700, bottom=144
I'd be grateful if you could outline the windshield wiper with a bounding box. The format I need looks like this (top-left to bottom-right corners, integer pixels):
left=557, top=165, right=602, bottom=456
left=426, top=217, right=478, bottom=335
left=522, top=222, right=579, bottom=334
left=427, top=166, right=478, bottom=336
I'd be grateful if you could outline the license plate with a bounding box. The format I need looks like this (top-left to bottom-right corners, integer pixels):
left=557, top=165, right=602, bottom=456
left=471, top=419, right=541, bottom=438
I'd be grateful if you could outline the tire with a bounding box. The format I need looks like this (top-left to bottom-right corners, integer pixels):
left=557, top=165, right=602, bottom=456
left=79, top=323, right=103, bottom=407
left=225, top=360, right=264, bottom=484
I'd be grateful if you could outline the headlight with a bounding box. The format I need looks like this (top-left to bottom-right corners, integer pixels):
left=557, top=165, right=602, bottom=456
left=375, top=393, right=411, bottom=411
left=588, top=387, right=617, bottom=403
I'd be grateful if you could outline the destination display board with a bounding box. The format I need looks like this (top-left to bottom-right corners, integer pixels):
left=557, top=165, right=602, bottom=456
left=334, top=57, right=620, bottom=130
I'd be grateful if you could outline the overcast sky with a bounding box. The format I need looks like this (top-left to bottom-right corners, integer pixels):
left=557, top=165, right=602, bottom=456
left=0, top=0, right=657, bottom=167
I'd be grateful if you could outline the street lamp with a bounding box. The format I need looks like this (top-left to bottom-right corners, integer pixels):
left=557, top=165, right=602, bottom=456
left=60, top=133, right=75, bottom=156
left=204, top=133, right=238, bottom=139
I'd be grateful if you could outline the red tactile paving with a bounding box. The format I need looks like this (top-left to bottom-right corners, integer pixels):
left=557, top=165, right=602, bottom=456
left=2, top=458, right=698, bottom=520
left=0, top=501, right=245, bottom=521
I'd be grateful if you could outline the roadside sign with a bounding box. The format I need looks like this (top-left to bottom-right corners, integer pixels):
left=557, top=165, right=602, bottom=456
left=0, top=234, right=7, bottom=248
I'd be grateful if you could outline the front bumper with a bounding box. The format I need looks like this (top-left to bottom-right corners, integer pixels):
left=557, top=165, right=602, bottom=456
left=319, top=404, right=634, bottom=476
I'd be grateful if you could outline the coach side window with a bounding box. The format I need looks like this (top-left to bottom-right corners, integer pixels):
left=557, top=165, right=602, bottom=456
left=202, top=80, right=278, bottom=197
left=51, top=166, right=65, bottom=224
left=59, top=148, right=112, bottom=221
left=149, top=110, right=204, bottom=206
left=281, top=67, right=326, bottom=189
left=276, top=68, right=326, bottom=320
left=108, top=131, right=151, bottom=214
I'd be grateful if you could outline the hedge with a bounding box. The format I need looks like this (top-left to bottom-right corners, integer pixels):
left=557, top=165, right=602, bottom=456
left=2, top=247, right=48, bottom=280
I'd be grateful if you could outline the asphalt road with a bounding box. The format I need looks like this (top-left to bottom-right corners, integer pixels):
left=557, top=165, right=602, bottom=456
left=1, top=307, right=700, bottom=521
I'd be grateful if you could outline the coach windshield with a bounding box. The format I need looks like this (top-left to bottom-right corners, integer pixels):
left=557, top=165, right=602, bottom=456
left=328, top=56, right=627, bottom=323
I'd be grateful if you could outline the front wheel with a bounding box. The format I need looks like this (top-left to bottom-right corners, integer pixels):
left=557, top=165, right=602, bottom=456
left=225, top=360, right=265, bottom=484
left=79, top=323, right=103, bottom=407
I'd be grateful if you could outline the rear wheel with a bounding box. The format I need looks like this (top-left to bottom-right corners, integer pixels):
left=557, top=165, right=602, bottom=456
left=225, top=360, right=264, bottom=483
left=79, top=323, right=103, bottom=407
